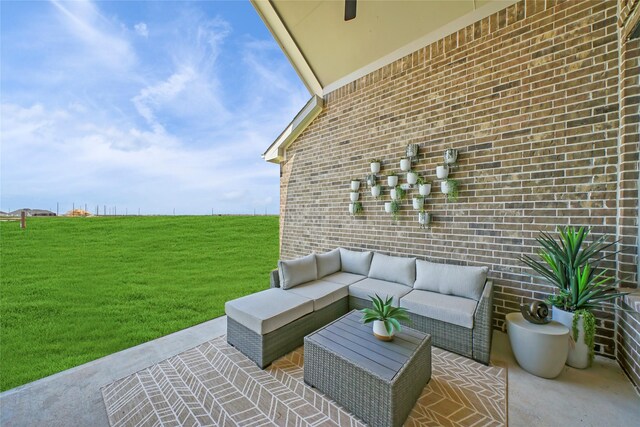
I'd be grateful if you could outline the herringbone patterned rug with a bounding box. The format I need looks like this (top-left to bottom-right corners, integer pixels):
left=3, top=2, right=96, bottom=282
left=102, top=335, right=506, bottom=426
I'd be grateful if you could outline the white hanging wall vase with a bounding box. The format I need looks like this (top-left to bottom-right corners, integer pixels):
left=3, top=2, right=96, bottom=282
left=444, top=149, right=458, bottom=165
left=400, top=158, right=411, bottom=171
left=419, top=183, right=431, bottom=196
left=370, top=162, right=381, bottom=174
left=441, top=180, right=452, bottom=194
left=348, top=203, right=355, bottom=215
left=387, top=175, right=398, bottom=187
left=371, top=185, right=381, bottom=198
left=407, top=172, right=418, bottom=185
left=418, top=211, right=430, bottom=227
left=384, top=202, right=392, bottom=213
left=436, top=165, right=449, bottom=179
left=350, top=180, right=360, bottom=191
left=412, top=197, right=424, bottom=210
left=390, top=188, right=398, bottom=200
left=350, top=192, right=360, bottom=202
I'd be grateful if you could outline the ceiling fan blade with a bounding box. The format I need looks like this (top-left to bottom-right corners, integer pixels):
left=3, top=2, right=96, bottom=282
left=345, top=0, right=357, bottom=21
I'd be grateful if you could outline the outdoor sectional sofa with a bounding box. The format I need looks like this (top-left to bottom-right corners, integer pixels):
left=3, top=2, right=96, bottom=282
left=225, top=248, right=493, bottom=368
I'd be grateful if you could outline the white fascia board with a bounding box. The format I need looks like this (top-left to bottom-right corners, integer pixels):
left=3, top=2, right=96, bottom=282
left=322, top=0, right=518, bottom=95
left=262, top=95, right=324, bottom=164
left=250, top=0, right=322, bottom=96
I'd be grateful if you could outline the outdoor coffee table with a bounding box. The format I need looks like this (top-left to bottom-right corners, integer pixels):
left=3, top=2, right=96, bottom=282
left=304, top=310, right=432, bottom=427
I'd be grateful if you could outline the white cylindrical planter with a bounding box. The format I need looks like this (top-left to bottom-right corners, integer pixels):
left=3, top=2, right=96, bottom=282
left=370, top=162, right=381, bottom=174
left=387, top=175, right=398, bottom=187
left=371, top=186, right=381, bottom=198
left=350, top=180, right=360, bottom=191
left=390, top=188, right=398, bottom=200
left=384, top=202, right=392, bottom=213
left=350, top=192, right=359, bottom=202
left=373, top=320, right=394, bottom=341
left=444, top=148, right=458, bottom=165
left=412, top=197, right=424, bottom=210
left=400, top=158, right=411, bottom=171
left=418, top=211, right=430, bottom=226
left=436, top=165, right=449, bottom=179
left=407, top=172, right=418, bottom=185
left=348, top=203, right=355, bottom=215
left=441, top=181, right=449, bottom=194
left=552, top=307, right=590, bottom=369
left=506, top=312, right=569, bottom=379
left=419, top=183, right=431, bottom=196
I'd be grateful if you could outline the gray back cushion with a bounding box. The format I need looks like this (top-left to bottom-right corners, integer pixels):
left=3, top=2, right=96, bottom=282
left=368, top=252, right=416, bottom=287
left=414, top=260, right=488, bottom=300
left=315, top=249, right=341, bottom=278
left=339, top=248, right=373, bottom=276
left=278, top=253, right=317, bottom=290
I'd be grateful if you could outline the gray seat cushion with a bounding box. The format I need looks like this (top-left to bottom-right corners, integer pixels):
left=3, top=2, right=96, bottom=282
left=225, top=289, right=313, bottom=335
left=315, top=249, right=341, bottom=278
left=322, top=271, right=367, bottom=286
left=348, top=278, right=412, bottom=306
left=286, top=280, right=349, bottom=310
left=339, top=248, right=373, bottom=276
left=400, top=290, right=477, bottom=329
left=368, top=252, right=416, bottom=287
left=414, top=260, right=489, bottom=301
left=278, top=253, right=317, bottom=290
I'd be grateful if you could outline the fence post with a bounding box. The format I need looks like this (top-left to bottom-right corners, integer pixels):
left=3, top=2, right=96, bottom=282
left=20, top=211, right=26, bottom=229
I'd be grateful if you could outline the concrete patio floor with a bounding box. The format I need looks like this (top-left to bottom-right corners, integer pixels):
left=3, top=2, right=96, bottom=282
left=1, top=316, right=638, bottom=427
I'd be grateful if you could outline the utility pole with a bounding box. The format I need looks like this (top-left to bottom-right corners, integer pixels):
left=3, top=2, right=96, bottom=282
left=138, top=208, right=140, bottom=216
left=56, top=202, right=59, bottom=216
left=104, top=205, right=106, bottom=216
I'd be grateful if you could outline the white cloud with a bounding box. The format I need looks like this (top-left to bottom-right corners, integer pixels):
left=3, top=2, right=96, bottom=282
left=134, top=22, right=148, bottom=38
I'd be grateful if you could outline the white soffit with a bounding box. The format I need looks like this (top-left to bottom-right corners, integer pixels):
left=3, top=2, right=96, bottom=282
left=254, top=0, right=518, bottom=96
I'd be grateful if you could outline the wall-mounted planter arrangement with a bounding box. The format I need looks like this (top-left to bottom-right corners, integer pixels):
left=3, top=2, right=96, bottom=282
left=441, top=179, right=459, bottom=202
left=350, top=191, right=360, bottom=202
left=407, top=170, right=418, bottom=185
left=387, top=174, right=398, bottom=187
left=371, top=184, right=381, bottom=199
left=370, top=160, right=381, bottom=174
left=350, top=180, right=361, bottom=191
left=436, top=165, right=449, bottom=179
left=412, top=196, right=425, bottom=210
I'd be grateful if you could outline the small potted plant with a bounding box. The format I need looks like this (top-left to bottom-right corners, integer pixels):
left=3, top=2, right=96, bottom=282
left=387, top=173, right=398, bottom=187
left=441, top=179, right=459, bottom=202
left=350, top=179, right=361, bottom=191
left=418, top=209, right=430, bottom=228
left=349, top=201, right=363, bottom=216
left=391, top=200, right=401, bottom=221
left=400, top=157, right=411, bottom=171
left=436, top=164, right=449, bottom=179
left=390, top=185, right=406, bottom=201
left=406, top=170, right=418, bottom=185
left=371, top=184, right=381, bottom=199
left=361, top=294, right=410, bottom=341
left=370, top=159, right=381, bottom=174
left=412, top=195, right=425, bottom=210
left=417, top=177, right=431, bottom=196
left=350, top=191, right=360, bottom=202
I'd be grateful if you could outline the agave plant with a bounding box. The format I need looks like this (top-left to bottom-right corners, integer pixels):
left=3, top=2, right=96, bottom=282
left=519, top=226, right=628, bottom=312
left=360, top=294, right=410, bottom=335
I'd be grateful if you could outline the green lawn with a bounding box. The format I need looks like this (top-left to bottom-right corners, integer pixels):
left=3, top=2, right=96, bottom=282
left=0, top=216, right=279, bottom=391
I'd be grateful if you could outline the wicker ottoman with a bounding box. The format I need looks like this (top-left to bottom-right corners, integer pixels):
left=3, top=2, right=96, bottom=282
left=304, top=310, right=432, bottom=427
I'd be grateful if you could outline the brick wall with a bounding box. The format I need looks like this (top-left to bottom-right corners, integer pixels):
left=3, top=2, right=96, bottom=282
left=616, top=0, right=640, bottom=389
left=278, top=0, right=638, bottom=358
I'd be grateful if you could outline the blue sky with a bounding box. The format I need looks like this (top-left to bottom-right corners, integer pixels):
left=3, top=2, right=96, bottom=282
left=1, top=0, right=308, bottom=215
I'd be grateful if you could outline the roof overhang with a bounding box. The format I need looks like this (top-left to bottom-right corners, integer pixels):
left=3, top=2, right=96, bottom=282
left=262, top=95, right=324, bottom=163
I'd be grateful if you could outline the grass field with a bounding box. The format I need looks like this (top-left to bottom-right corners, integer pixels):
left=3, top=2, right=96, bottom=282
left=0, top=216, right=279, bottom=391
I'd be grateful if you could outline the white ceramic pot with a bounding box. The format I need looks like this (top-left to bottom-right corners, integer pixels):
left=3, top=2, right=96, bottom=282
left=387, top=175, right=398, bottom=187
left=370, top=162, right=381, bottom=174
left=373, top=320, right=394, bottom=341
left=390, top=188, right=398, bottom=200
left=419, top=183, right=431, bottom=196
left=348, top=203, right=355, bottom=215
left=418, top=211, right=430, bottom=226
left=444, top=148, right=458, bottom=165
left=371, top=185, right=381, bottom=198
left=442, top=181, right=454, bottom=194
left=552, top=307, right=590, bottom=369
left=412, top=197, right=424, bottom=210
left=400, top=158, right=411, bottom=171
left=407, top=172, right=418, bottom=185
left=384, top=202, right=392, bottom=213
left=436, top=165, right=449, bottom=179
left=350, top=192, right=359, bottom=202
left=350, top=180, right=360, bottom=191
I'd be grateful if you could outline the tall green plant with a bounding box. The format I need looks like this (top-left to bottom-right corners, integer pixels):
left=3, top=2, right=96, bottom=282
left=519, top=226, right=628, bottom=312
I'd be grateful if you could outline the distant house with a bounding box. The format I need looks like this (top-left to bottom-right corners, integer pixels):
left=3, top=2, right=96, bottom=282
left=8, top=208, right=56, bottom=217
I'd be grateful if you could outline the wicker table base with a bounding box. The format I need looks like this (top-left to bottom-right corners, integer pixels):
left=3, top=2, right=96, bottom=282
left=304, top=310, right=432, bottom=427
